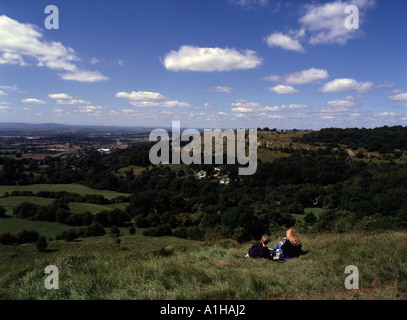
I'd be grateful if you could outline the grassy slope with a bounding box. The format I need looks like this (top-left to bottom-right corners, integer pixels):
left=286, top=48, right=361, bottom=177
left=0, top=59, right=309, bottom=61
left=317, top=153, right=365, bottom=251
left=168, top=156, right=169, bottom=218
left=0, top=230, right=406, bottom=300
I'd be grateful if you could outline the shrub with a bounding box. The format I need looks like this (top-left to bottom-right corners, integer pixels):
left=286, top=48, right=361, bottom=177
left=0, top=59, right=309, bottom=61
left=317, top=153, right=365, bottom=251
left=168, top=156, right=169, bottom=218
left=59, top=229, right=79, bottom=242
left=35, top=236, right=48, bottom=252
left=16, top=230, right=39, bottom=244
left=142, top=224, right=172, bottom=237
left=86, top=223, right=106, bottom=237
left=110, top=226, right=121, bottom=238
left=129, top=225, right=136, bottom=235
left=0, top=232, right=18, bottom=245
left=0, top=206, right=7, bottom=218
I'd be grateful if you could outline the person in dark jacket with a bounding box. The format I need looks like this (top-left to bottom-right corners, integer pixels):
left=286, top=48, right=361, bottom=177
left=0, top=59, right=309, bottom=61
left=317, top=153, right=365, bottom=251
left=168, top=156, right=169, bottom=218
left=245, top=234, right=270, bottom=259
left=272, top=228, right=302, bottom=259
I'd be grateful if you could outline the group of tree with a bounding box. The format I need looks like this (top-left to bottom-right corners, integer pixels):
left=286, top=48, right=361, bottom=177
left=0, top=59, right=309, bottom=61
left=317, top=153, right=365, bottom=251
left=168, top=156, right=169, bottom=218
left=294, top=126, right=407, bottom=154
left=12, top=200, right=131, bottom=228
left=0, top=229, right=47, bottom=252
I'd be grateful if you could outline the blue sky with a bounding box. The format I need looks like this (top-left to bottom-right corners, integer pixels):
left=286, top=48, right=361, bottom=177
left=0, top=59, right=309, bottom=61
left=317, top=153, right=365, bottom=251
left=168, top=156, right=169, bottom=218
left=1, top=0, right=406, bottom=129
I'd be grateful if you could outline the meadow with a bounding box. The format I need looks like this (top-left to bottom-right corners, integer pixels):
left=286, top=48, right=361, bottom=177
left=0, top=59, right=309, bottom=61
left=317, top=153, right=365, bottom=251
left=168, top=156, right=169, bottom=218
left=0, top=229, right=406, bottom=300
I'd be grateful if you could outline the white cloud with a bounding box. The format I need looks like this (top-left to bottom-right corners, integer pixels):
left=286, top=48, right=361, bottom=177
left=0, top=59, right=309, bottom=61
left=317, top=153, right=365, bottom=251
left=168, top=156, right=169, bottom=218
left=269, top=85, right=300, bottom=95
left=21, top=98, right=46, bottom=104
left=76, top=105, right=104, bottom=116
left=56, top=99, right=91, bottom=105
left=212, top=112, right=230, bottom=121
left=318, top=78, right=374, bottom=93
left=230, top=99, right=307, bottom=114
left=0, top=90, right=7, bottom=96
left=0, top=15, right=108, bottom=82
left=284, top=68, right=329, bottom=85
left=116, top=90, right=193, bottom=108
left=90, top=57, right=101, bottom=64
left=204, top=103, right=217, bottom=111
left=374, top=112, right=401, bottom=117
left=59, top=70, right=109, bottom=83
left=265, top=32, right=305, bottom=53
left=228, top=0, right=269, bottom=8
left=282, top=104, right=310, bottom=110
left=115, top=91, right=168, bottom=101
left=387, top=92, right=407, bottom=101
left=263, top=75, right=281, bottom=82
left=130, top=100, right=192, bottom=108
left=207, top=86, right=234, bottom=94
left=325, top=95, right=362, bottom=107
left=51, top=109, right=66, bottom=116
left=377, top=82, right=395, bottom=88
left=299, top=0, right=375, bottom=45
left=0, top=105, right=11, bottom=111
left=231, top=99, right=266, bottom=109
left=48, top=93, right=73, bottom=100
left=162, top=45, right=262, bottom=72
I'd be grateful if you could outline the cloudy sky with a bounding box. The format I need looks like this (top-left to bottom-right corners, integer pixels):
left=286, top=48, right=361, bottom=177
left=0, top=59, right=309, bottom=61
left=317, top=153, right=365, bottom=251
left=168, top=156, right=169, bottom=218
left=1, top=0, right=406, bottom=129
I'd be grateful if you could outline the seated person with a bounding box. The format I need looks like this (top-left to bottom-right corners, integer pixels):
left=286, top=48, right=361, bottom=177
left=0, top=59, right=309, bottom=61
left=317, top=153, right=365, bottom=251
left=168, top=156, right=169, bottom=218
left=245, top=234, right=270, bottom=259
left=272, top=228, right=302, bottom=259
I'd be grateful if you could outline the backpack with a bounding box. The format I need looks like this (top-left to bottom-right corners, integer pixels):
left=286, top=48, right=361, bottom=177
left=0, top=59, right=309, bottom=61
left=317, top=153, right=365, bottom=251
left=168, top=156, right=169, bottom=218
left=270, top=248, right=285, bottom=262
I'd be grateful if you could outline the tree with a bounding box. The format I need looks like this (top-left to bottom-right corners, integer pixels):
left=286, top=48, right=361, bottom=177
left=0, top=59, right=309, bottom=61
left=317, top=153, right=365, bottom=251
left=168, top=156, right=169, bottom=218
left=35, top=236, right=48, bottom=252
left=0, top=206, right=7, bottom=218
left=110, top=226, right=121, bottom=238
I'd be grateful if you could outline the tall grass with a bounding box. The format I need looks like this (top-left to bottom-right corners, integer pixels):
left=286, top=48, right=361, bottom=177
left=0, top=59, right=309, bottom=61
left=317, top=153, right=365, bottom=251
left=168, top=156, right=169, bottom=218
left=0, top=231, right=406, bottom=300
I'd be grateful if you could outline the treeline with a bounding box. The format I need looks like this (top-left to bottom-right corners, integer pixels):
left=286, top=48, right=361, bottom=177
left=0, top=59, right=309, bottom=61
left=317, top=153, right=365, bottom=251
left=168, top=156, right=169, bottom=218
left=294, top=126, right=407, bottom=153
left=2, top=190, right=129, bottom=205
left=12, top=200, right=131, bottom=227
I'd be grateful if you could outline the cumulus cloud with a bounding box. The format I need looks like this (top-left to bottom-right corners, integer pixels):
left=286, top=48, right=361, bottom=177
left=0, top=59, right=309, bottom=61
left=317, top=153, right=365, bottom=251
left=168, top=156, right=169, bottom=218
left=265, top=68, right=329, bottom=86
left=56, top=99, right=91, bottom=105
left=129, top=100, right=192, bottom=108
left=206, top=86, right=234, bottom=94
left=387, top=92, right=407, bottom=101
left=228, top=0, right=269, bottom=8
left=59, top=70, right=108, bottom=83
left=116, top=90, right=193, bottom=108
left=115, top=91, right=168, bottom=101
left=230, top=99, right=308, bottom=114
left=21, top=98, right=46, bottom=104
left=162, top=45, right=262, bottom=72
left=263, top=75, right=281, bottom=82
left=299, top=0, right=375, bottom=45
left=264, top=32, right=305, bottom=53
left=76, top=105, right=104, bottom=117
left=325, top=96, right=360, bottom=107
left=269, top=85, right=300, bottom=95
left=318, top=78, right=374, bottom=93
left=284, top=68, right=330, bottom=85
left=0, top=15, right=108, bottom=82
left=265, top=0, right=375, bottom=52
left=48, top=93, right=73, bottom=100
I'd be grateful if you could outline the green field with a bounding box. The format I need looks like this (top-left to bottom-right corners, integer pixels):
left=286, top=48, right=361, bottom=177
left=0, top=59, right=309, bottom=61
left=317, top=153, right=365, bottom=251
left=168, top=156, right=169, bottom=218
left=0, top=217, right=77, bottom=238
left=0, top=196, right=129, bottom=215
left=0, top=230, right=406, bottom=300
left=0, top=184, right=129, bottom=199
left=293, top=208, right=325, bottom=223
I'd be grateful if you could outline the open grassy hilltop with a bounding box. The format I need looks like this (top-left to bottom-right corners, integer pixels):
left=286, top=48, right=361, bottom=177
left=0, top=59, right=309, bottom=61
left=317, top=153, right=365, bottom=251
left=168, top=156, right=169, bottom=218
left=0, top=230, right=406, bottom=300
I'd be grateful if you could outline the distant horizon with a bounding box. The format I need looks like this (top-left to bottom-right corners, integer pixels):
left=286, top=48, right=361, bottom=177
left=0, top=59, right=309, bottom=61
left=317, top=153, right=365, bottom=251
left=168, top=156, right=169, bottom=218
left=0, top=121, right=405, bottom=132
